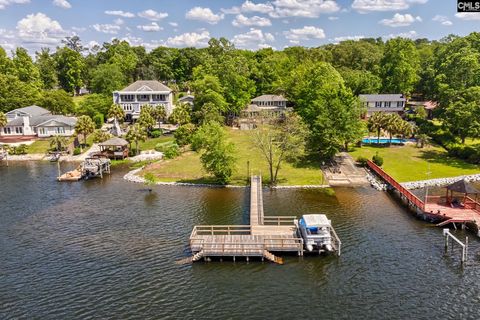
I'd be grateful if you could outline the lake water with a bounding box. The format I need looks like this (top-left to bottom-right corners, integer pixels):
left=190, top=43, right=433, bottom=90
left=1, top=162, right=480, bottom=319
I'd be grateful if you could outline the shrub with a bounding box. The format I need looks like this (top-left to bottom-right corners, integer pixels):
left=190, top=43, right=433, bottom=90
left=356, top=156, right=368, bottom=167
left=163, top=144, right=180, bottom=159
left=154, top=141, right=172, bottom=152
left=150, top=129, right=163, bottom=138
left=73, top=147, right=81, bottom=155
left=372, top=153, right=383, bottom=166
left=14, top=144, right=28, bottom=155
left=93, top=113, right=104, bottom=129
left=174, top=123, right=196, bottom=147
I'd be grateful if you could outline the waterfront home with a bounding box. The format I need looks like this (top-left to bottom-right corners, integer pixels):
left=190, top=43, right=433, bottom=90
left=0, top=106, right=77, bottom=141
left=178, top=94, right=194, bottom=107
left=113, top=80, right=174, bottom=122
left=239, top=94, right=290, bottom=130
left=359, top=94, right=406, bottom=118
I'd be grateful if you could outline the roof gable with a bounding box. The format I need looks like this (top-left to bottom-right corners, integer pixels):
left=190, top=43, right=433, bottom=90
left=6, top=105, right=51, bottom=117
left=118, top=80, right=172, bottom=92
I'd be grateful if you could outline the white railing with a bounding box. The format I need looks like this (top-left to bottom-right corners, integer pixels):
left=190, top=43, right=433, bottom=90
left=263, top=216, right=297, bottom=226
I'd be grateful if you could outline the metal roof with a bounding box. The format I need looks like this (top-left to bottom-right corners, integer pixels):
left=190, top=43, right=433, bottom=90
left=446, top=179, right=480, bottom=194
left=251, top=94, right=287, bottom=102
left=359, top=94, right=406, bottom=102
left=6, top=105, right=51, bottom=117
left=118, top=80, right=172, bottom=92
left=302, top=214, right=331, bottom=227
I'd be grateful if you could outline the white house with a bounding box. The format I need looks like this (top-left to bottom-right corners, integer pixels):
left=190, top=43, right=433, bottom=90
left=113, top=80, right=174, bottom=122
left=251, top=94, right=288, bottom=108
left=359, top=94, right=406, bottom=117
left=178, top=94, right=194, bottom=107
left=1, top=106, right=77, bottom=139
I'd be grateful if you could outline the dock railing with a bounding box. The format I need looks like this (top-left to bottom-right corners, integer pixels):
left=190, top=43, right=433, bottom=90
left=190, top=225, right=252, bottom=238
left=263, top=216, right=297, bottom=226
left=330, top=227, right=342, bottom=256
left=367, top=160, right=425, bottom=211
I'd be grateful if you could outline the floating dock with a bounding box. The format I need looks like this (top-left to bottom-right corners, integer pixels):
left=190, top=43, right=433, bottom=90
left=367, top=160, right=480, bottom=233
left=188, top=176, right=341, bottom=264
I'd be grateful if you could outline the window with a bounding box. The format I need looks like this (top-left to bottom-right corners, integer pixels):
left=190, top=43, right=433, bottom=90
left=123, top=105, right=133, bottom=111
left=397, top=101, right=403, bottom=108
left=121, top=94, right=134, bottom=102
left=3, top=127, right=11, bottom=134
left=384, top=102, right=391, bottom=108
left=375, top=101, right=382, bottom=108
left=138, top=94, right=149, bottom=101
left=55, top=127, right=65, bottom=134
left=15, top=127, right=23, bottom=134
left=152, top=94, right=166, bottom=101
left=39, top=128, right=47, bottom=135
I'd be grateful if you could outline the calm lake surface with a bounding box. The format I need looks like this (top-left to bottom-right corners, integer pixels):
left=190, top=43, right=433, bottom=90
left=1, top=162, right=480, bottom=319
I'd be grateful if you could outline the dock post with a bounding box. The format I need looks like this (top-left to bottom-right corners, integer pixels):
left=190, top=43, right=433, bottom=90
left=444, top=229, right=448, bottom=253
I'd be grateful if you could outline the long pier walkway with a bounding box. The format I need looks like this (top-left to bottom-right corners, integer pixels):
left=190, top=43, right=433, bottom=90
left=367, top=160, right=480, bottom=229
left=189, top=176, right=303, bottom=263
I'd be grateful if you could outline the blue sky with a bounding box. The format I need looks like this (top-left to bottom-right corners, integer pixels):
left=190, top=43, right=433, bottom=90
left=0, top=0, right=479, bottom=53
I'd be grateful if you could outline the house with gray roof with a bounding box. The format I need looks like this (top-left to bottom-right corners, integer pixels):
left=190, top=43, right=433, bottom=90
left=239, top=94, right=290, bottom=130
left=113, top=80, right=174, bottom=122
left=1, top=106, right=77, bottom=139
left=359, top=94, right=406, bottom=117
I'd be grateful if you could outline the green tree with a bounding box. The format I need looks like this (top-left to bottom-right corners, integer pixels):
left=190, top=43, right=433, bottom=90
left=126, top=123, right=147, bottom=155
left=107, top=104, right=125, bottom=123
left=368, top=112, right=388, bottom=144
left=381, top=38, right=420, bottom=94
left=90, top=63, right=126, bottom=95
left=49, top=135, right=69, bottom=152
left=74, top=115, right=95, bottom=146
left=13, top=47, right=41, bottom=87
left=443, top=100, right=480, bottom=144
left=252, top=113, right=308, bottom=186
left=151, top=105, right=167, bottom=128
left=35, top=48, right=58, bottom=89
left=192, top=122, right=236, bottom=184
left=174, top=123, right=196, bottom=147
left=55, top=47, right=85, bottom=95
left=169, top=104, right=191, bottom=125
left=62, top=36, right=86, bottom=53
left=137, top=105, right=156, bottom=132
left=383, top=113, right=403, bottom=145
left=0, top=74, right=40, bottom=112
left=339, top=68, right=382, bottom=95
left=91, top=129, right=112, bottom=143
left=76, top=94, right=111, bottom=119
left=0, top=111, right=7, bottom=128
left=39, top=90, right=75, bottom=115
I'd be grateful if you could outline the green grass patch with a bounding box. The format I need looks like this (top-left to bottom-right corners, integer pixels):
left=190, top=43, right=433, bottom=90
left=27, top=140, right=51, bottom=154
left=141, top=128, right=325, bottom=186
left=138, top=136, right=174, bottom=150
left=349, top=144, right=480, bottom=182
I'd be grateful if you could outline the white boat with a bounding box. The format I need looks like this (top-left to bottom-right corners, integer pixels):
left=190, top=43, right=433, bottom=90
left=296, top=214, right=341, bottom=255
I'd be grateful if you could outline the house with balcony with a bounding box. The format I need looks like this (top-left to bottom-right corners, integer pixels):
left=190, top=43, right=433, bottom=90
left=113, top=80, right=174, bottom=122
left=239, top=94, right=291, bottom=130
left=359, top=94, right=406, bottom=118
left=0, top=105, right=77, bottom=142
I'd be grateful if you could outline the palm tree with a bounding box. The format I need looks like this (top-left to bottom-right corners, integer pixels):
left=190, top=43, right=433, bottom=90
left=126, top=123, right=147, bottom=155
left=138, top=106, right=156, bottom=133
left=74, top=115, right=96, bottom=147
left=398, top=121, right=415, bottom=139
left=49, top=135, right=69, bottom=152
left=416, top=133, right=430, bottom=148
left=107, top=104, right=125, bottom=123
left=368, top=112, right=388, bottom=144
left=384, top=113, right=402, bottom=145
left=169, top=103, right=191, bottom=125
left=0, top=112, right=7, bottom=129
left=151, top=105, right=167, bottom=129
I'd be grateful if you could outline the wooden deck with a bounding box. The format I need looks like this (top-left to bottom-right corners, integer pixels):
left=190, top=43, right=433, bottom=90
left=367, top=160, right=480, bottom=228
left=189, top=176, right=304, bottom=262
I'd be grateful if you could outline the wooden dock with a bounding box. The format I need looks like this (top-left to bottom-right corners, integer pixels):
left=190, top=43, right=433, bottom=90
left=367, top=160, right=480, bottom=231
left=189, top=176, right=303, bottom=263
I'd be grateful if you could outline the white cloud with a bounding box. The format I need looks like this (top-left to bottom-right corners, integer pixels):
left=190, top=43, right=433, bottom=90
left=328, top=16, right=339, bottom=20
left=222, top=1, right=274, bottom=15
left=333, top=35, right=365, bottom=42
left=186, top=7, right=224, bottom=24
left=137, top=22, right=162, bottom=32
left=165, top=31, right=211, bottom=47
left=52, top=0, right=71, bottom=9
left=0, top=0, right=30, bottom=10
left=270, top=0, right=340, bottom=18
left=384, top=30, right=418, bottom=39
left=169, top=22, right=178, bottom=27
left=114, top=18, right=124, bottom=25
left=232, top=28, right=275, bottom=49
left=380, top=13, right=421, bottom=27
left=455, top=13, right=480, bottom=21
left=138, top=9, right=168, bottom=21
left=105, top=10, right=135, bottom=18
left=17, top=13, right=65, bottom=43
left=232, top=14, right=272, bottom=27
left=352, top=0, right=426, bottom=13
left=432, top=15, right=452, bottom=26
left=72, top=26, right=86, bottom=32
left=284, top=26, right=325, bottom=43
left=92, top=23, right=121, bottom=34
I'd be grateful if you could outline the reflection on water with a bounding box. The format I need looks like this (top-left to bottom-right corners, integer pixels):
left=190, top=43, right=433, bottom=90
left=1, top=162, right=480, bottom=319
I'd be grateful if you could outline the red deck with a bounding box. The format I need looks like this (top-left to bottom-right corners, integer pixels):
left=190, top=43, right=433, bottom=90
left=367, top=160, right=480, bottom=226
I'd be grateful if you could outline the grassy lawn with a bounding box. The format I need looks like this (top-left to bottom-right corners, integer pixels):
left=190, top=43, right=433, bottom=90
left=141, top=128, right=325, bottom=186
left=138, top=136, right=174, bottom=150
left=349, top=144, right=480, bottom=182
left=27, top=140, right=51, bottom=154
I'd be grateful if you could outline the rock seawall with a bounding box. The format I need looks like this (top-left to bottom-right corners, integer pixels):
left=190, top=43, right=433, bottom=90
left=401, top=174, right=480, bottom=190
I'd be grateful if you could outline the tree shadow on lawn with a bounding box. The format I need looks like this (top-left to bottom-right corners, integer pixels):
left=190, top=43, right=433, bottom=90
left=418, top=149, right=479, bottom=170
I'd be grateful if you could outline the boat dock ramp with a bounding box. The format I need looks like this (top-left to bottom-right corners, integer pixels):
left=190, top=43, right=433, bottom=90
left=188, top=175, right=341, bottom=264
left=57, top=157, right=111, bottom=181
